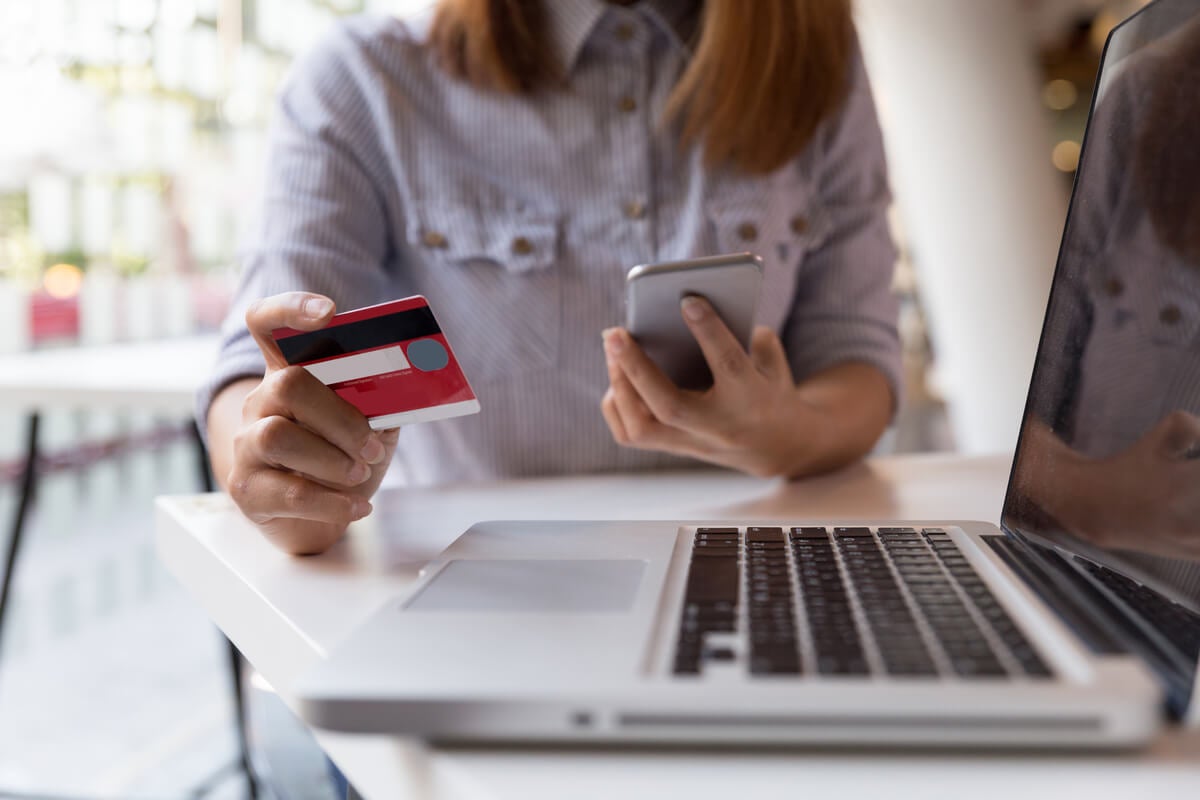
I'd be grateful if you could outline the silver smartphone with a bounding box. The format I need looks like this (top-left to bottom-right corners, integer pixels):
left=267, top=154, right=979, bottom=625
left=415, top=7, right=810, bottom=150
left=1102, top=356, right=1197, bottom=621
left=624, top=253, right=763, bottom=390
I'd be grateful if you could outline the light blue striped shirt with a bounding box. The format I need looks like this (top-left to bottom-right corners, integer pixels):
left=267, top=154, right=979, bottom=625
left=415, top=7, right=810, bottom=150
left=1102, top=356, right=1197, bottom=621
left=198, top=0, right=901, bottom=486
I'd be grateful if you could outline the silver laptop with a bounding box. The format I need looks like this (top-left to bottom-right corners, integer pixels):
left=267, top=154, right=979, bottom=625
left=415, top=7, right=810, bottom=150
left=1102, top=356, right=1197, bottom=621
left=294, top=0, right=1200, bottom=747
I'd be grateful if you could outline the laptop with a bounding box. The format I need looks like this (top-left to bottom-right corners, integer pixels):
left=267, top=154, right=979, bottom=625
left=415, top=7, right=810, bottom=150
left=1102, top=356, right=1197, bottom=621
left=294, top=0, right=1200, bottom=747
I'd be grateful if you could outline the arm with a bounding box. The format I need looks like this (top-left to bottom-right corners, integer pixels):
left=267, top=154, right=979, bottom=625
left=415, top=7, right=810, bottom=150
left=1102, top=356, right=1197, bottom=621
left=1013, top=415, right=1200, bottom=560
left=778, top=43, right=902, bottom=426
left=599, top=43, right=897, bottom=479
left=198, top=25, right=399, bottom=554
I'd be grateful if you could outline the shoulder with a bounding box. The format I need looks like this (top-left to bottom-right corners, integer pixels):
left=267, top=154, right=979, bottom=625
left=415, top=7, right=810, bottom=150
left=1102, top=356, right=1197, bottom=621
left=283, top=11, right=441, bottom=101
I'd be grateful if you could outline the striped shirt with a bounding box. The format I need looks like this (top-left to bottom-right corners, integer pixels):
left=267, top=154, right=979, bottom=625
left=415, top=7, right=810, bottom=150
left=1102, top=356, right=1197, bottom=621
left=197, top=0, right=901, bottom=486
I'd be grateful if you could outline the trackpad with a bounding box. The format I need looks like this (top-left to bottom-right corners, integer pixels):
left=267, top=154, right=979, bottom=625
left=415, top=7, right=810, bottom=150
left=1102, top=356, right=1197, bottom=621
left=405, top=559, right=646, bottom=613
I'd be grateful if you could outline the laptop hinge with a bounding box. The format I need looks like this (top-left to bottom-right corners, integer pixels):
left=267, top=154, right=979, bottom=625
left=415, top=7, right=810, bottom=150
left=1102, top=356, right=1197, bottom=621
left=984, top=535, right=1126, bottom=654
left=987, top=533, right=1196, bottom=718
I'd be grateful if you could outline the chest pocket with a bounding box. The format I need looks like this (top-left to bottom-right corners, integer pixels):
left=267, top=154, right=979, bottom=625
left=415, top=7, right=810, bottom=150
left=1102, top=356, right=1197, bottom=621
left=705, top=187, right=832, bottom=332
left=406, top=200, right=561, bottom=386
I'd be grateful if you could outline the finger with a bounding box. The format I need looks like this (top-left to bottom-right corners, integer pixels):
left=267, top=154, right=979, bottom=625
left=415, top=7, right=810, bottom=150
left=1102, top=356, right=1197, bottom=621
left=600, top=388, right=631, bottom=444
left=246, top=366, right=385, bottom=465
left=680, top=295, right=752, bottom=385
left=228, top=467, right=371, bottom=527
left=245, top=292, right=336, bottom=371
left=605, top=354, right=709, bottom=458
left=604, top=327, right=703, bottom=432
left=749, top=326, right=792, bottom=381
left=257, top=518, right=351, bottom=557
left=242, top=415, right=372, bottom=489
left=605, top=349, right=658, bottom=438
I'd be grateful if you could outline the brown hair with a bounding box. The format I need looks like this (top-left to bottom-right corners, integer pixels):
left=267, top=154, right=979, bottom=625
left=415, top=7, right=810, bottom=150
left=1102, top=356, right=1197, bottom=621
left=430, top=0, right=855, bottom=175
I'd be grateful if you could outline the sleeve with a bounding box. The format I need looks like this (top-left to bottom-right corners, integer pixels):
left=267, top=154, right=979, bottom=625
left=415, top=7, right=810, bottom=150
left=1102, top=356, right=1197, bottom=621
left=780, top=43, right=903, bottom=411
left=194, top=23, right=394, bottom=442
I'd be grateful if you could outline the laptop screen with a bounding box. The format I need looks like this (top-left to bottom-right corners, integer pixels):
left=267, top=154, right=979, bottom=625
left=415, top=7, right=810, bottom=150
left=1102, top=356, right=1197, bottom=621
left=1002, top=0, right=1200, bottom=611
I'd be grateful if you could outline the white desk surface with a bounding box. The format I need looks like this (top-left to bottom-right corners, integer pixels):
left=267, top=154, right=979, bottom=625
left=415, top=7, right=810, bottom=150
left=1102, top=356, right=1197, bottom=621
left=0, top=334, right=219, bottom=411
left=155, top=453, right=1200, bottom=800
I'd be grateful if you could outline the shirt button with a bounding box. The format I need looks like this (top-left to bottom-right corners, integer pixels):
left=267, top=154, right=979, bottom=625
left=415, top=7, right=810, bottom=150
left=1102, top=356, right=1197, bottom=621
left=623, top=200, right=646, bottom=220
left=1160, top=305, right=1182, bottom=325
left=615, top=22, right=636, bottom=41
left=737, top=222, right=759, bottom=242
left=422, top=230, right=448, bottom=249
left=790, top=215, right=809, bottom=235
left=617, top=95, right=638, bottom=113
left=1104, top=277, right=1124, bottom=297
left=512, top=236, right=535, bottom=256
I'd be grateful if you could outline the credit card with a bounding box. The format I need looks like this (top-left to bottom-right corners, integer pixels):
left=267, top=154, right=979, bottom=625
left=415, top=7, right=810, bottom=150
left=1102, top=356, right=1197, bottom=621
left=272, top=296, right=480, bottom=430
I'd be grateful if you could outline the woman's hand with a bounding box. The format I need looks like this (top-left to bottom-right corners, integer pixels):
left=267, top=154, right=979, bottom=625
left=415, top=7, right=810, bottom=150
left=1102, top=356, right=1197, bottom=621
left=1016, top=413, right=1200, bottom=560
left=209, top=292, right=400, bottom=555
left=600, top=296, right=891, bottom=479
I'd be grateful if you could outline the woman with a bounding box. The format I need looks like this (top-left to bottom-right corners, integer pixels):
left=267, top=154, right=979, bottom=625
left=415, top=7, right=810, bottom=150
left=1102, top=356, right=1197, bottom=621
left=202, top=0, right=901, bottom=555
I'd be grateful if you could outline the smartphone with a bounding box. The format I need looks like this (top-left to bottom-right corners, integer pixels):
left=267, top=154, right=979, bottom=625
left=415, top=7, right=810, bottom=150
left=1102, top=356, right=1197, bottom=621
left=624, top=252, right=763, bottom=390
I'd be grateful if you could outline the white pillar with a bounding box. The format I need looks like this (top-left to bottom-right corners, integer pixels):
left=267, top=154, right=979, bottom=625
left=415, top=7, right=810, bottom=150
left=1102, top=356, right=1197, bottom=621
left=856, top=0, right=1068, bottom=454
left=0, top=280, right=29, bottom=354
left=79, top=267, right=121, bottom=345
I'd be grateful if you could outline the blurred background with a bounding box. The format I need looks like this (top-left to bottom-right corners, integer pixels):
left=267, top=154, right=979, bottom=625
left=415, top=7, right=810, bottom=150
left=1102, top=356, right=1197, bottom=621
left=0, top=0, right=1155, bottom=797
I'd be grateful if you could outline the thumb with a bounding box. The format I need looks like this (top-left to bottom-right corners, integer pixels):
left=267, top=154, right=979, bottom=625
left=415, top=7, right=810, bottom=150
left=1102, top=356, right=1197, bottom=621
left=245, top=292, right=336, bottom=371
left=749, top=326, right=791, bottom=381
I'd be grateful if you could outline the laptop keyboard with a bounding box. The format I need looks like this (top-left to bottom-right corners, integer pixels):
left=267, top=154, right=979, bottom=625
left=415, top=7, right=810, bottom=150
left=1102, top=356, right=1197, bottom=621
left=1076, top=559, right=1200, bottom=659
left=674, top=526, right=1054, bottom=680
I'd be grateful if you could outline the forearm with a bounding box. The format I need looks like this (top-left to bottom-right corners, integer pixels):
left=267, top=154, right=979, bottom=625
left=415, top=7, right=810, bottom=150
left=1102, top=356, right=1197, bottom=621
left=206, top=377, right=263, bottom=490
left=1010, top=420, right=1091, bottom=525
left=780, top=362, right=893, bottom=479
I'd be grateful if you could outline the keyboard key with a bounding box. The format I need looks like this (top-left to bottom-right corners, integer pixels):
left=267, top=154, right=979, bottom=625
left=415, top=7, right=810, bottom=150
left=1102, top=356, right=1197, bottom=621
left=746, top=526, right=785, bottom=542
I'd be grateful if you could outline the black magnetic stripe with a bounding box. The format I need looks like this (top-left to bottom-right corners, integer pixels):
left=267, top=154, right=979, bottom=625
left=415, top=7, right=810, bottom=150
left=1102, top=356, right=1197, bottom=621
left=277, top=306, right=441, bottom=364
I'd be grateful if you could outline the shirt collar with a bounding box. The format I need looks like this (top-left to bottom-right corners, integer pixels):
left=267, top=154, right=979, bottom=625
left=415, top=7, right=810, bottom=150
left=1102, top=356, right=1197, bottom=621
left=543, top=0, right=699, bottom=74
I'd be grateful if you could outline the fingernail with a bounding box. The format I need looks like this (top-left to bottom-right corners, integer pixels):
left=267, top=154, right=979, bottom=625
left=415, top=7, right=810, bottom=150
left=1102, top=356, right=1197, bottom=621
left=361, top=436, right=386, bottom=464
left=604, top=329, right=625, bottom=356
left=303, top=297, right=334, bottom=319
left=347, top=462, right=370, bottom=485
left=353, top=499, right=373, bottom=519
left=681, top=295, right=706, bottom=321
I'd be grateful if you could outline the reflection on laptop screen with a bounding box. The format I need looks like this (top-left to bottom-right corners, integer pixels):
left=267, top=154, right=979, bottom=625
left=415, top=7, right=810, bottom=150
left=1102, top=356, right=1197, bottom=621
left=1003, top=0, right=1200, bottom=610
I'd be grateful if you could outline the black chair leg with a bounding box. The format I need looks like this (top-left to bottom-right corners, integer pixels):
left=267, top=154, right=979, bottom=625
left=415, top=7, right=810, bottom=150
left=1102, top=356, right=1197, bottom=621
left=0, top=412, right=41, bottom=667
left=188, top=420, right=259, bottom=798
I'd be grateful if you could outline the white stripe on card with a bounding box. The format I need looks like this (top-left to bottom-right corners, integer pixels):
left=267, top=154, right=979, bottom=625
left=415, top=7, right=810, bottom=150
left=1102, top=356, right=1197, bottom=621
left=303, top=345, right=411, bottom=385
left=368, top=398, right=481, bottom=430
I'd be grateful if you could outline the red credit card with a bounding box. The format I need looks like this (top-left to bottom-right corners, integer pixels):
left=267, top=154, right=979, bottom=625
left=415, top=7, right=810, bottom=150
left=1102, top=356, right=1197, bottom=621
left=272, top=296, right=479, bottom=430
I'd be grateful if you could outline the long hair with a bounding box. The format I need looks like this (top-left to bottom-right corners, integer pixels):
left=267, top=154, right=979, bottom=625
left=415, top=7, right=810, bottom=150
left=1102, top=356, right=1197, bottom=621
left=430, top=0, right=855, bottom=175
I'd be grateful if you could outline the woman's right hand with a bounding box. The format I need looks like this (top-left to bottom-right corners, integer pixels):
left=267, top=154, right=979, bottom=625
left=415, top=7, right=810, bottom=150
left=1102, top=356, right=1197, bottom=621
left=1014, top=412, right=1200, bottom=561
left=214, top=291, right=399, bottom=555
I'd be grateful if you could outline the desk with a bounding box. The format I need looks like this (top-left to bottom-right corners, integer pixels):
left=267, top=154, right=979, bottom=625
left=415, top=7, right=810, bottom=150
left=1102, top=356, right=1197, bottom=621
left=155, top=452, right=1200, bottom=800
left=0, top=335, right=258, bottom=792
left=0, top=335, right=219, bottom=413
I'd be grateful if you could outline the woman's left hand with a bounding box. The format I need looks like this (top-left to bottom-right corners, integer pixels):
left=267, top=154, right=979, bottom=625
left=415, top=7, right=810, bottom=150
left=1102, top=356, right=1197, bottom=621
left=601, top=295, right=831, bottom=478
